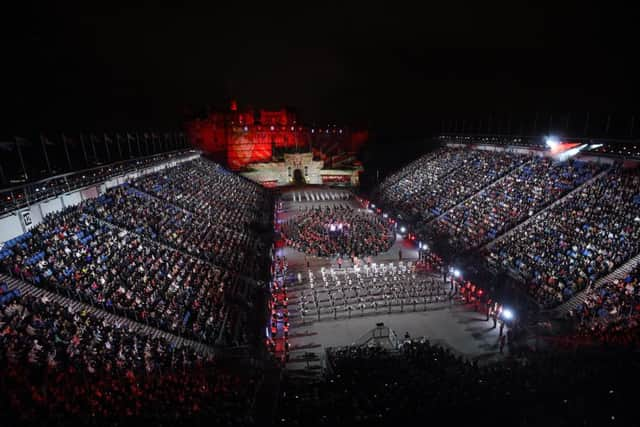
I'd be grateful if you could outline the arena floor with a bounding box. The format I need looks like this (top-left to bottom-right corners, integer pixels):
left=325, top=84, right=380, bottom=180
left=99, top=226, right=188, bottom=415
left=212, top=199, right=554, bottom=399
left=275, top=186, right=505, bottom=373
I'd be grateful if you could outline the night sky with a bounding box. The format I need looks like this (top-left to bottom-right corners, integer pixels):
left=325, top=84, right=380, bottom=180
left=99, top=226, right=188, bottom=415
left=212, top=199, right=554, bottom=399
left=3, top=3, right=638, bottom=140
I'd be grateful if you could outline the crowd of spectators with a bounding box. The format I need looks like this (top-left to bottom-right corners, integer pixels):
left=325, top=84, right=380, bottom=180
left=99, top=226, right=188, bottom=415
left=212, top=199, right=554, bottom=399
left=378, top=148, right=470, bottom=218
left=85, top=185, right=266, bottom=278
left=281, top=205, right=393, bottom=258
left=0, top=289, right=258, bottom=425
left=0, top=157, right=274, bottom=425
left=279, top=340, right=640, bottom=426
left=0, top=158, right=271, bottom=346
left=434, top=157, right=605, bottom=251
left=1, top=209, right=236, bottom=345
left=85, top=159, right=270, bottom=278
left=488, top=167, right=640, bottom=307
left=0, top=150, right=196, bottom=215
left=134, top=160, right=269, bottom=232
left=379, top=148, right=527, bottom=222
left=572, top=263, right=640, bottom=346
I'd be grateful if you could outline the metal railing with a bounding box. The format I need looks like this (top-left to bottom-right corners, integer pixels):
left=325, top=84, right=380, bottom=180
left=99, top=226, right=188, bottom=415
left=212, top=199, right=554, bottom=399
left=0, top=149, right=199, bottom=215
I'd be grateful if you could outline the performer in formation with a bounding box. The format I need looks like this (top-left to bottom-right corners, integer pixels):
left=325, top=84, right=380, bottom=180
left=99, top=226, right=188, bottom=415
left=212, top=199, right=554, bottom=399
left=280, top=205, right=394, bottom=258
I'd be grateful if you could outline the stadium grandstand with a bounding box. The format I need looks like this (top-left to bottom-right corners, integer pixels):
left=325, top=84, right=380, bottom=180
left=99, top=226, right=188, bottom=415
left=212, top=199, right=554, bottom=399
left=7, top=1, right=640, bottom=424
left=2, top=126, right=640, bottom=425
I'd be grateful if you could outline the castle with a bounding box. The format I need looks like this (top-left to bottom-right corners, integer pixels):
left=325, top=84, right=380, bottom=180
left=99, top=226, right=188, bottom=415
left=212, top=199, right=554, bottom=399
left=185, top=101, right=368, bottom=175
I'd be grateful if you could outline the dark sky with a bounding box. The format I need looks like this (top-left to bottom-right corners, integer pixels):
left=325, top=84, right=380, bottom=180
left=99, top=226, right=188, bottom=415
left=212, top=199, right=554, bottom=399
left=3, top=2, right=639, bottom=138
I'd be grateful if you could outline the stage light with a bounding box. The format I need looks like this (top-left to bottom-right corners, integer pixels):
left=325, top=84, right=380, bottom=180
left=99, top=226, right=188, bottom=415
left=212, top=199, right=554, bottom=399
left=243, top=126, right=248, bottom=132
left=502, top=309, right=514, bottom=320
left=453, top=269, right=461, bottom=278
left=545, top=136, right=559, bottom=148
left=557, top=144, right=588, bottom=161
left=370, top=203, right=376, bottom=208
left=400, top=226, right=406, bottom=233
left=270, top=126, right=275, bottom=131
left=383, top=213, right=388, bottom=218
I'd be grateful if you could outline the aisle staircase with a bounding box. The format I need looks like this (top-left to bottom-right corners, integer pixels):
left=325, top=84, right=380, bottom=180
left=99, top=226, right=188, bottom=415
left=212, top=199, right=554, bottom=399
left=482, top=166, right=611, bottom=251
left=548, top=252, right=640, bottom=319
left=88, top=213, right=261, bottom=291
left=428, top=159, right=533, bottom=225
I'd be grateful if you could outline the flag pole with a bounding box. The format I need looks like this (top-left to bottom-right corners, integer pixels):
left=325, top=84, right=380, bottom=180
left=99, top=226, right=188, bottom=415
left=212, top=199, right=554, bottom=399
left=14, top=137, right=28, bottom=181
left=62, top=134, right=73, bottom=170
left=104, top=134, right=112, bottom=162
left=80, top=134, right=90, bottom=167
left=40, top=134, right=52, bottom=174
left=0, top=161, right=7, bottom=186
left=90, top=134, right=99, bottom=164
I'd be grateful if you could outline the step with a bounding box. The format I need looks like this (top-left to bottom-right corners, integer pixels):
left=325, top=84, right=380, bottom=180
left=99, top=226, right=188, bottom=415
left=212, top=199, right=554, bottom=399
left=547, top=253, right=640, bottom=318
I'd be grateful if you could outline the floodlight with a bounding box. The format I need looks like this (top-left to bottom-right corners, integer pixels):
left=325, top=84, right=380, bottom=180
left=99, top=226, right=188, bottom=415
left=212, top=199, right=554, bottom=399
left=545, top=136, right=559, bottom=148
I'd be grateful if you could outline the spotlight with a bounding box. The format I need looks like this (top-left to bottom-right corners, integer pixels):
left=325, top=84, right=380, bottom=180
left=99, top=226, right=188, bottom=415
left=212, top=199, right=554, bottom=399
left=383, top=213, right=388, bottom=218
left=502, top=309, right=514, bottom=320
left=545, top=136, right=559, bottom=148
left=400, top=226, right=406, bottom=233
left=453, top=269, right=461, bottom=278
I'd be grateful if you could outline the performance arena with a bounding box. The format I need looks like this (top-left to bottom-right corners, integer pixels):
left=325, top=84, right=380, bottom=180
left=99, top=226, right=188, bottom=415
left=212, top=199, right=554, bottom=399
left=2, top=128, right=640, bottom=426
left=6, top=2, right=640, bottom=424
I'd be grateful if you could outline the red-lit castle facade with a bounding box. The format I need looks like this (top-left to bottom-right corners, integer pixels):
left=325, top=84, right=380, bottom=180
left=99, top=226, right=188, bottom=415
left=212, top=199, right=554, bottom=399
left=186, top=102, right=368, bottom=186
